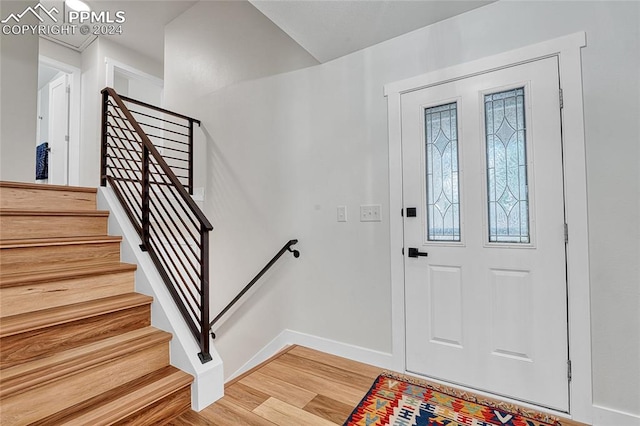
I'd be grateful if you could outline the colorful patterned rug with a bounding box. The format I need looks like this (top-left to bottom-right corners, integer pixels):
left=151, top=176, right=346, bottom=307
left=343, top=372, right=566, bottom=426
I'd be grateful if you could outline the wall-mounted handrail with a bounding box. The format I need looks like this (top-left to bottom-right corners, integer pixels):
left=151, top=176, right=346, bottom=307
left=100, top=87, right=213, bottom=363
left=209, top=239, right=300, bottom=338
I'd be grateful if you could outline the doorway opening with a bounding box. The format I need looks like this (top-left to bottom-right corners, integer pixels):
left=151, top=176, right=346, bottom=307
left=106, top=58, right=163, bottom=108
left=385, top=33, right=592, bottom=423
left=36, top=57, right=81, bottom=186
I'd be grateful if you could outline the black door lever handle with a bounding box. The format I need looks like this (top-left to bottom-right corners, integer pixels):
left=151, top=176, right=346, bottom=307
left=408, top=248, right=428, bottom=258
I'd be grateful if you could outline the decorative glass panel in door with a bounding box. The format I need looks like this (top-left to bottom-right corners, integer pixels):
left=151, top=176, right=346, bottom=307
left=425, top=102, right=460, bottom=241
left=484, top=88, right=530, bottom=243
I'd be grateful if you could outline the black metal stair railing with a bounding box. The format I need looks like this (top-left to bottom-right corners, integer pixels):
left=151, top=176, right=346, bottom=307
left=100, top=87, right=213, bottom=363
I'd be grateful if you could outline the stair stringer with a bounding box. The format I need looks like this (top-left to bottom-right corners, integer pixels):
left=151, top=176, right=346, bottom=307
left=97, top=187, right=223, bottom=411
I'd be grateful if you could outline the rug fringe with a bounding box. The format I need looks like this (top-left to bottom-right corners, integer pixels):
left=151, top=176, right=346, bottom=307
left=380, top=371, right=564, bottom=426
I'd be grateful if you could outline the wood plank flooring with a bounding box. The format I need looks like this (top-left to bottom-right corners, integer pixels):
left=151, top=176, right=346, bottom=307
left=169, top=345, right=382, bottom=425
left=170, top=345, right=588, bottom=426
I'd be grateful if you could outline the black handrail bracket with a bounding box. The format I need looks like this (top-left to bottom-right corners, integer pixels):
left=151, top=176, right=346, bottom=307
left=209, top=239, right=300, bottom=339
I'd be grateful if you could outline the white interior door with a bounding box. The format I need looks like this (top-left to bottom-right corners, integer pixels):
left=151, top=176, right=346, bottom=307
left=402, top=57, right=569, bottom=411
left=48, top=73, right=69, bottom=185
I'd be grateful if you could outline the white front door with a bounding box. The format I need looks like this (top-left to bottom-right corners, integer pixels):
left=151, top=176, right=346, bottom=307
left=48, top=73, right=69, bottom=185
left=402, top=57, right=569, bottom=411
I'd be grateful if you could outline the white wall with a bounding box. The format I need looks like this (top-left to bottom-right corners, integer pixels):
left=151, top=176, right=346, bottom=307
left=0, top=1, right=39, bottom=183
left=164, top=0, right=318, bottom=115
left=163, top=0, right=319, bottom=198
left=166, top=0, right=639, bottom=418
left=79, top=40, right=100, bottom=187
left=113, top=71, right=129, bottom=96
left=39, top=38, right=81, bottom=70
left=78, top=37, right=163, bottom=187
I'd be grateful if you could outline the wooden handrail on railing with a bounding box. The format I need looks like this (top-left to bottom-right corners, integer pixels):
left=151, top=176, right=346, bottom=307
left=117, top=94, right=201, bottom=194
left=100, top=87, right=213, bottom=363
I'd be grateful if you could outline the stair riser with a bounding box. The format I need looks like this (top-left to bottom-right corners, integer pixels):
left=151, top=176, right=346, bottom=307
left=0, top=342, right=170, bottom=425
left=0, top=214, right=108, bottom=240
left=0, top=241, right=121, bottom=275
left=0, top=304, right=151, bottom=369
left=29, top=366, right=192, bottom=426
left=112, top=384, right=191, bottom=426
left=0, top=186, right=96, bottom=211
left=0, top=181, right=192, bottom=425
left=0, top=270, right=135, bottom=318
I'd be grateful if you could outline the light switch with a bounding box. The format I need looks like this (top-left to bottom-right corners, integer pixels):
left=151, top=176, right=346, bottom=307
left=337, top=205, right=347, bottom=222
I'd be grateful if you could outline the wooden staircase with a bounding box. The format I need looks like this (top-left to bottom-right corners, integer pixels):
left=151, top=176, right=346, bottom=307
left=0, top=181, right=193, bottom=425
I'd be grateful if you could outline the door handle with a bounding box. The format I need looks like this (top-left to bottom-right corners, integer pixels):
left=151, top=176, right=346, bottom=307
left=408, top=248, right=428, bottom=258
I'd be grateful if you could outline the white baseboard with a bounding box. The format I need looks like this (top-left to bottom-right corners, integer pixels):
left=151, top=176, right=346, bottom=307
left=225, top=328, right=640, bottom=426
left=227, top=329, right=395, bottom=382
left=593, top=405, right=640, bottom=426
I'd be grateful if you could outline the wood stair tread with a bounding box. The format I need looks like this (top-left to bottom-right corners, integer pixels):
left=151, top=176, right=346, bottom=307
left=0, top=181, right=97, bottom=193
left=0, top=262, right=137, bottom=288
left=0, top=182, right=193, bottom=424
left=0, top=209, right=110, bottom=217
left=0, top=293, right=153, bottom=337
left=33, top=365, right=192, bottom=426
left=0, top=235, right=122, bottom=249
left=0, top=326, right=171, bottom=399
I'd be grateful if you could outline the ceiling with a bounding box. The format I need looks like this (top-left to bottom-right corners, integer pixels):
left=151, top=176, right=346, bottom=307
left=250, top=0, right=494, bottom=63
left=40, top=0, right=494, bottom=64
left=40, top=0, right=197, bottom=63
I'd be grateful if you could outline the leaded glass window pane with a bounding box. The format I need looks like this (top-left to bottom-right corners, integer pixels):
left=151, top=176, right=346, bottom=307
left=485, top=87, right=530, bottom=243
left=425, top=102, right=460, bottom=241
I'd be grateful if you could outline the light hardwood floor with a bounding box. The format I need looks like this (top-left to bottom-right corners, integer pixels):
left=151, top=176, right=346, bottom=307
left=170, top=345, right=589, bottom=426
left=169, top=345, right=382, bottom=425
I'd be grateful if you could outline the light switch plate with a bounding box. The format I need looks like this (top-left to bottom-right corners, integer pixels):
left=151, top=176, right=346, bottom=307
left=360, top=204, right=381, bottom=222
left=337, top=205, right=347, bottom=222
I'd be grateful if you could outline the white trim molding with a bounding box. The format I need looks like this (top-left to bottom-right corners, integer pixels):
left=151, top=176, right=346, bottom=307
left=593, top=405, right=640, bottom=426
left=38, top=55, right=81, bottom=186
left=104, top=57, right=164, bottom=90
left=227, top=329, right=395, bottom=382
left=384, top=32, right=592, bottom=424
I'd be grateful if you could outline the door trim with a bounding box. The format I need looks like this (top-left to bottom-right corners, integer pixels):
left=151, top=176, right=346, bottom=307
left=105, top=57, right=164, bottom=90
left=384, top=32, right=591, bottom=424
left=39, top=56, right=81, bottom=186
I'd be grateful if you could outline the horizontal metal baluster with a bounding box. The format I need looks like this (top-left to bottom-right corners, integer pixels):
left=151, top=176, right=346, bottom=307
left=148, top=161, right=201, bottom=231
left=130, top=110, right=191, bottom=129
left=137, top=122, right=190, bottom=138
left=147, top=237, right=201, bottom=318
left=147, top=226, right=200, bottom=305
left=101, top=87, right=211, bottom=362
left=143, top=133, right=191, bottom=146
left=107, top=176, right=143, bottom=236
left=153, top=145, right=190, bottom=155
left=148, top=205, right=201, bottom=276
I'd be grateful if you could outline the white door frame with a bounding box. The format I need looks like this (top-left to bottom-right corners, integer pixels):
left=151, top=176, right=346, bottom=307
left=384, top=32, right=592, bottom=424
left=39, top=56, right=81, bottom=186
left=47, top=73, right=70, bottom=185
left=105, top=57, right=164, bottom=94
